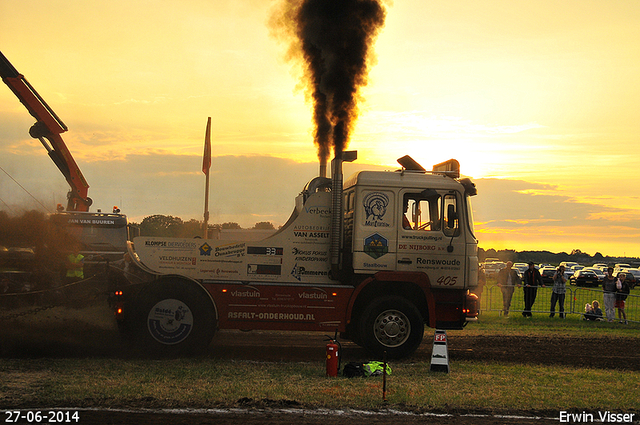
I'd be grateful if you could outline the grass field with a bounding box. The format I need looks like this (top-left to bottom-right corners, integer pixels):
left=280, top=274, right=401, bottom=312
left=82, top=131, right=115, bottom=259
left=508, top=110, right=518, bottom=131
left=2, top=313, right=639, bottom=414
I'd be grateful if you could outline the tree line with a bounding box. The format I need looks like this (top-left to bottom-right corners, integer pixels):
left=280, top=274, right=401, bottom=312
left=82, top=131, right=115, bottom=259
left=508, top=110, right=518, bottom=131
left=132, top=214, right=276, bottom=238
left=479, top=247, right=639, bottom=267
left=1, top=211, right=637, bottom=266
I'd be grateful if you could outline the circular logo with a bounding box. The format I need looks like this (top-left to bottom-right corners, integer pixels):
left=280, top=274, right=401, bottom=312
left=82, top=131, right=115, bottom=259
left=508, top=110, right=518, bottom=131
left=147, top=299, right=193, bottom=345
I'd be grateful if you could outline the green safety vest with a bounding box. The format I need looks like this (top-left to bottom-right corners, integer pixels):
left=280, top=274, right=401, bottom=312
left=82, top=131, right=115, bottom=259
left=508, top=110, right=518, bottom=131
left=66, top=253, right=85, bottom=278
left=363, top=361, right=392, bottom=377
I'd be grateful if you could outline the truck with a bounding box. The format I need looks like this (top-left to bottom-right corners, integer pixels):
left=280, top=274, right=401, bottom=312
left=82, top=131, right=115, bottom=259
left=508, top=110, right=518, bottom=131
left=1, top=51, right=136, bottom=271
left=116, top=153, right=479, bottom=359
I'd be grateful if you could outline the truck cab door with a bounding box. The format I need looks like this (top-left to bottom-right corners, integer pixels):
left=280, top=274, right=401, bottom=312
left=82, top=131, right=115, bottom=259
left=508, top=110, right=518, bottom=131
left=397, top=191, right=466, bottom=288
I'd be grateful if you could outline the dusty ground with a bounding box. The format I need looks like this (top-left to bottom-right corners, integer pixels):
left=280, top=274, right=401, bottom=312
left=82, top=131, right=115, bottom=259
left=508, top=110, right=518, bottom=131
left=1, top=303, right=639, bottom=424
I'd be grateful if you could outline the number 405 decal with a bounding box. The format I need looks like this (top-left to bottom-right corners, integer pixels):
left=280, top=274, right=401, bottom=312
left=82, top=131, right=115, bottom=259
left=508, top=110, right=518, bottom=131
left=437, top=276, right=458, bottom=286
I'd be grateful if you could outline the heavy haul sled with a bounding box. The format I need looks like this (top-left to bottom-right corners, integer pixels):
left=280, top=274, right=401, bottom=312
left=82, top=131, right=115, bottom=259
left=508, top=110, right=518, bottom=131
left=116, top=154, right=479, bottom=359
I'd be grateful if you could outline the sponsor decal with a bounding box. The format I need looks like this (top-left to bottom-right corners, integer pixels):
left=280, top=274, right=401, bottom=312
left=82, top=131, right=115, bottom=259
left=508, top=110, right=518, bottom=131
left=293, top=230, right=330, bottom=239
left=147, top=299, right=193, bottom=345
left=228, top=289, right=261, bottom=298
left=158, top=255, right=197, bottom=265
left=299, top=292, right=328, bottom=300
left=291, top=263, right=329, bottom=281
left=292, top=225, right=330, bottom=239
left=199, top=242, right=212, bottom=256
left=247, top=246, right=283, bottom=256
left=214, top=268, right=240, bottom=276
left=247, top=264, right=282, bottom=275
left=144, top=240, right=198, bottom=249
left=363, top=262, right=389, bottom=269
left=417, top=258, right=461, bottom=266
left=363, top=192, right=390, bottom=227
left=228, top=311, right=315, bottom=321
left=146, top=240, right=167, bottom=247
left=67, top=218, right=119, bottom=225
left=399, top=244, right=437, bottom=251
left=400, top=234, right=443, bottom=242
left=168, top=241, right=198, bottom=249
left=303, top=205, right=331, bottom=217
left=416, top=257, right=462, bottom=271
left=215, top=243, right=246, bottom=257
left=292, top=247, right=328, bottom=262
left=364, top=233, right=388, bottom=259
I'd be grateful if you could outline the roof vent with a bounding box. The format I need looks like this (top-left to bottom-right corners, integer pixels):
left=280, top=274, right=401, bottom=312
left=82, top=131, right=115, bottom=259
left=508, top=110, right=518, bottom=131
left=397, top=155, right=426, bottom=172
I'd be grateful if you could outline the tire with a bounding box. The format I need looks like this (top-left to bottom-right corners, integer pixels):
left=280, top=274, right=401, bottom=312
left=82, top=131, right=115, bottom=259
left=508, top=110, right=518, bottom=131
left=127, top=280, right=216, bottom=356
left=358, top=296, right=424, bottom=360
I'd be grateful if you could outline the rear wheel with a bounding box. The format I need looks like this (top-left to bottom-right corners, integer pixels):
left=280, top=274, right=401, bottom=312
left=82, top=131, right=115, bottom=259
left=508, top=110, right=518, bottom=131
left=358, top=296, right=424, bottom=360
left=127, top=280, right=216, bottom=356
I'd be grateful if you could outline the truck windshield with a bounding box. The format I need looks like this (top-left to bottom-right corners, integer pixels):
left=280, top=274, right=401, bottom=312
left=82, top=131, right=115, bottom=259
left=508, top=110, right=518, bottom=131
left=50, top=214, right=129, bottom=252
left=63, top=225, right=129, bottom=252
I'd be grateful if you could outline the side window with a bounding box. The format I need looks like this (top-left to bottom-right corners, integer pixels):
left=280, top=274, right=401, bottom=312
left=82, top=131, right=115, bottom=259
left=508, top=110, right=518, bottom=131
left=402, top=190, right=441, bottom=231
left=443, top=193, right=460, bottom=237
left=345, top=191, right=354, bottom=214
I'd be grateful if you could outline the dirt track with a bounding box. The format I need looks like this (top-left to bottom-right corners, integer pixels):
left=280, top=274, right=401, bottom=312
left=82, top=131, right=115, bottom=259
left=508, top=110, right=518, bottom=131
left=1, top=305, right=639, bottom=424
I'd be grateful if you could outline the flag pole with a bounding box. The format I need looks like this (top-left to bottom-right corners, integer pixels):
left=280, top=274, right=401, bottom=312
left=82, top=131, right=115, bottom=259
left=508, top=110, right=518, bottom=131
left=202, top=117, right=212, bottom=238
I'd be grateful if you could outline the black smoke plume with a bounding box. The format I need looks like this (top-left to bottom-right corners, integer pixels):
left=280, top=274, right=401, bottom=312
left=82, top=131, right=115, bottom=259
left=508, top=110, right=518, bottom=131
left=272, top=0, right=386, bottom=169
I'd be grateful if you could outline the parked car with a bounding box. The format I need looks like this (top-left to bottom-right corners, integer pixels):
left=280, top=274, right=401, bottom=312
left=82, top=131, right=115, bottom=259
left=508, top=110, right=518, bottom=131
left=582, top=267, right=605, bottom=282
left=540, top=267, right=557, bottom=284
left=614, top=264, right=632, bottom=275
left=559, top=261, right=580, bottom=269
left=483, top=260, right=505, bottom=276
left=512, top=263, right=528, bottom=281
left=513, top=263, right=528, bottom=273
left=619, top=269, right=639, bottom=289
left=569, top=270, right=600, bottom=287
left=563, top=268, right=574, bottom=280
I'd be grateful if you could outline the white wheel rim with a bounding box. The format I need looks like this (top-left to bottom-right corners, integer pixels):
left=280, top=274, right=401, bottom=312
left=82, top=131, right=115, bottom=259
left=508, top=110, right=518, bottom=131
left=373, top=309, right=410, bottom=347
left=147, top=299, right=194, bottom=345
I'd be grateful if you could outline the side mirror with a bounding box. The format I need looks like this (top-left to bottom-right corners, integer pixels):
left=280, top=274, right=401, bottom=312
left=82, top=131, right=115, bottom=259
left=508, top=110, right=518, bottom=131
left=447, top=204, right=457, bottom=228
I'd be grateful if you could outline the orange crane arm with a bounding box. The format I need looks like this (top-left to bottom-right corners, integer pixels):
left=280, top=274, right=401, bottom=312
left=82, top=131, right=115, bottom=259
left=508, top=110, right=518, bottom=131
left=0, top=51, right=91, bottom=211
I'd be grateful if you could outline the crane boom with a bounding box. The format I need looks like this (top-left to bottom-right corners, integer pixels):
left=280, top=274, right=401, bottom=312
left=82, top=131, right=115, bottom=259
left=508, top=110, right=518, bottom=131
left=0, top=51, right=91, bottom=211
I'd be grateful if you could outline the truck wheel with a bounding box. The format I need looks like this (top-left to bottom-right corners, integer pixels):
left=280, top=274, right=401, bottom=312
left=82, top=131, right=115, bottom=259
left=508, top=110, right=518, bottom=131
left=359, top=296, right=424, bottom=360
left=129, top=280, right=216, bottom=356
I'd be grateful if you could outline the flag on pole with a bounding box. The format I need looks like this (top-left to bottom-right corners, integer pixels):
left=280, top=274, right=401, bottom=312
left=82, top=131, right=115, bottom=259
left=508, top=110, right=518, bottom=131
left=202, top=117, right=212, bottom=174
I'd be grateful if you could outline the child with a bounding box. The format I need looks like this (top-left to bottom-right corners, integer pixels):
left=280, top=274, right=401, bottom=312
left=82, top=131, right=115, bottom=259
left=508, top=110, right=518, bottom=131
left=584, top=300, right=603, bottom=321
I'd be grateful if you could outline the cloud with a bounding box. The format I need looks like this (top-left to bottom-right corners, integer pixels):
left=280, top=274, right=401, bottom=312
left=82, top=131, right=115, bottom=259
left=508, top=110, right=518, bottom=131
left=472, top=178, right=640, bottom=255
left=2, top=147, right=639, bottom=256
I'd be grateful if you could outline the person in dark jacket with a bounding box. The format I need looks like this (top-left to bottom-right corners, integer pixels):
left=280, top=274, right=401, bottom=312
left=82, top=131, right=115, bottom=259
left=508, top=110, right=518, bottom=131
left=616, top=273, right=630, bottom=324
left=522, top=262, right=544, bottom=317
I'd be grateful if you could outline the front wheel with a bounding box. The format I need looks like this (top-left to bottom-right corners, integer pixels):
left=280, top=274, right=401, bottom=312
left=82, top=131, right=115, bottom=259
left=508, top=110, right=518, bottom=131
left=358, top=296, right=424, bottom=360
left=127, top=280, right=216, bottom=356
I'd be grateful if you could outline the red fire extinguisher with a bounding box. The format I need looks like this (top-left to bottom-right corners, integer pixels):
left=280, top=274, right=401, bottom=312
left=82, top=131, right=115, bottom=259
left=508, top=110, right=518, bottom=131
left=325, top=332, right=341, bottom=377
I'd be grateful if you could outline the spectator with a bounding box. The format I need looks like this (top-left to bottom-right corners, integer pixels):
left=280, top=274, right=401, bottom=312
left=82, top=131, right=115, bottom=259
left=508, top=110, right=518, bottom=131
left=473, top=264, right=487, bottom=308
left=584, top=300, right=603, bottom=321
left=497, top=261, right=519, bottom=317
left=549, top=265, right=567, bottom=318
left=523, top=261, right=543, bottom=317
left=616, top=273, right=630, bottom=325
left=602, top=267, right=617, bottom=322
left=65, top=248, right=85, bottom=283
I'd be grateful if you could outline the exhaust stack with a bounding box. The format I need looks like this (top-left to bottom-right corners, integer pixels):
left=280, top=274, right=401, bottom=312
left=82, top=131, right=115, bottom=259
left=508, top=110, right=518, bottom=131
left=319, top=161, right=327, bottom=178
left=330, top=150, right=357, bottom=278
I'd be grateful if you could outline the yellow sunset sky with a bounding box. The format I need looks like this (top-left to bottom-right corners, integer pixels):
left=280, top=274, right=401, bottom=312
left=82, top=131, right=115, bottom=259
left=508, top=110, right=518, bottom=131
left=1, top=0, right=639, bottom=257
